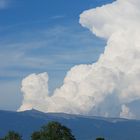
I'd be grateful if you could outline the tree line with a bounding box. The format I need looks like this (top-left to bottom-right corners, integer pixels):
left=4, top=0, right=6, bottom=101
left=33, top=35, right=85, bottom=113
left=0, top=121, right=105, bottom=140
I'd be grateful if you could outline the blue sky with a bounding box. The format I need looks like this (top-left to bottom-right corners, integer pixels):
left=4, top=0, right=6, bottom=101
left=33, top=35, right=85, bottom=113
left=0, top=0, right=114, bottom=111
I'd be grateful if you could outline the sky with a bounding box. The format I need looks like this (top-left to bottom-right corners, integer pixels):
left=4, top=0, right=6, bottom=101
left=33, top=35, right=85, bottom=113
left=0, top=0, right=115, bottom=111
left=17, top=0, right=140, bottom=119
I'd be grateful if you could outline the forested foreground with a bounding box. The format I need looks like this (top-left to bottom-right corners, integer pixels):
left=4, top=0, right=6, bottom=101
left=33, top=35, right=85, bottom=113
left=0, top=121, right=105, bottom=140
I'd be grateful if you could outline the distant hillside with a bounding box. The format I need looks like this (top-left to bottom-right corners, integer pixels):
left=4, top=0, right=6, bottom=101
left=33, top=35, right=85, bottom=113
left=0, top=109, right=140, bottom=140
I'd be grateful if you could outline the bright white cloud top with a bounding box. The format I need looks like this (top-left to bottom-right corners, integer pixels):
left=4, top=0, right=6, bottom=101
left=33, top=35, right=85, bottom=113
left=19, top=0, right=140, bottom=119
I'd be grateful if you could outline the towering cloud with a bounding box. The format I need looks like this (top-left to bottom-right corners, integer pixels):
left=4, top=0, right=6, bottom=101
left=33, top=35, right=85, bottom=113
left=19, top=0, right=140, bottom=119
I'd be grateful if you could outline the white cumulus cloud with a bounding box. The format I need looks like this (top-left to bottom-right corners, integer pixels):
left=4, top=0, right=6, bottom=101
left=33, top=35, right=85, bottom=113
left=19, top=0, right=140, bottom=119
left=120, top=104, right=135, bottom=119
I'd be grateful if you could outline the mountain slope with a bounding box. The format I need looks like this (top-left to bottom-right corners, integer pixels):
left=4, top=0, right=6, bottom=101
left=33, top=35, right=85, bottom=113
left=0, top=109, right=140, bottom=140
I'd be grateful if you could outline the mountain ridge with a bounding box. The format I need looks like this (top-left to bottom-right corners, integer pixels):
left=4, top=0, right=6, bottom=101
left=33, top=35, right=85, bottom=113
left=0, top=109, right=140, bottom=140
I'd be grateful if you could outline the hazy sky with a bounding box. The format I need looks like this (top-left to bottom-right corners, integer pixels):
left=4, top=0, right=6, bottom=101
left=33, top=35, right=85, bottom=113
left=0, top=0, right=115, bottom=111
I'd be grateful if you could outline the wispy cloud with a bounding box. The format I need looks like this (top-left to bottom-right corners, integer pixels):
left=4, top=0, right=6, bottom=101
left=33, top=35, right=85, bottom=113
left=0, top=24, right=105, bottom=108
left=0, top=24, right=104, bottom=78
left=50, top=15, right=65, bottom=20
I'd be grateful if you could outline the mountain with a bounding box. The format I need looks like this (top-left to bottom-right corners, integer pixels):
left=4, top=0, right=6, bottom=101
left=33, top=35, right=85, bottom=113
left=0, top=109, right=140, bottom=140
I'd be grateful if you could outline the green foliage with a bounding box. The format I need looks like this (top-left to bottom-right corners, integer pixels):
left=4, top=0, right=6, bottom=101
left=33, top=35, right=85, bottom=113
left=96, top=137, right=105, bottom=140
left=31, top=131, right=41, bottom=140
left=3, top=131, right=22, bottom=140
left=31, top=121, right=76, bottom=140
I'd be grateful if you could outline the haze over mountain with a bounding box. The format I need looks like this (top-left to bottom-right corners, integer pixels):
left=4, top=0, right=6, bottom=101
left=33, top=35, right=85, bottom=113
left=0, top=109, right=140, bottom=140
